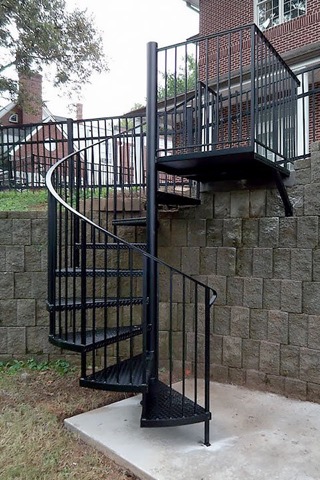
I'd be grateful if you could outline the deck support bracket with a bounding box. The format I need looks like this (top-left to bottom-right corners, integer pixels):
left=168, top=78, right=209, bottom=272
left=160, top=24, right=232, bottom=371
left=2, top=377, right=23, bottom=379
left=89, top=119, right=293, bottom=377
left=273, top=170, right=293, bottom=217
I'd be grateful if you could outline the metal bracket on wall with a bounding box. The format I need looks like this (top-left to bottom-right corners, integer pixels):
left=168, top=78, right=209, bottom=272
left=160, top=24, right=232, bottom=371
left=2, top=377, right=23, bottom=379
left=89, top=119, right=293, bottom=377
left=273, top=170, right=293, bottom=217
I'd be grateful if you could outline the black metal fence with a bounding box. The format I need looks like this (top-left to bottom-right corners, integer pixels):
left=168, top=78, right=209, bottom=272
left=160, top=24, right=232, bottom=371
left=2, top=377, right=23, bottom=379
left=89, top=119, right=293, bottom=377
left=0, top=115, right=198, bottom=202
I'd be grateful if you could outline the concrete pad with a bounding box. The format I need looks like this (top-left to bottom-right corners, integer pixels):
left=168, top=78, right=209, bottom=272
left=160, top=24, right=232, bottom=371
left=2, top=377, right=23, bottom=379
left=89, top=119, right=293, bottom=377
left=65, top=381, right=320, bottom=480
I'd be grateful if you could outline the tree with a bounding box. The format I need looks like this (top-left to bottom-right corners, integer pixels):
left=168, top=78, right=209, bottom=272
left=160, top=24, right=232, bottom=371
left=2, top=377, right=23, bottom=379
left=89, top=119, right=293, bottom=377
left=158, top=55, right=196, bottom=101
left=0, top=0, right=108, bottom=104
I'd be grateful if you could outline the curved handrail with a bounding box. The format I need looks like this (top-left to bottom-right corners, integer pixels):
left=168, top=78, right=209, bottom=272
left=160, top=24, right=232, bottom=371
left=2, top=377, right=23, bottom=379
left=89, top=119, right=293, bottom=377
left=46, top=141, right=217, bottom=303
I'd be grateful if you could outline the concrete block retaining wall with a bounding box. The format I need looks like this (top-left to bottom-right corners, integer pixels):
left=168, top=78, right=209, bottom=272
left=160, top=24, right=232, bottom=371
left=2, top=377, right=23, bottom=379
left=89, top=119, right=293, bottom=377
left=1, top=142, right=320, bottom=403
left=158, top=141, right=320, bottom=402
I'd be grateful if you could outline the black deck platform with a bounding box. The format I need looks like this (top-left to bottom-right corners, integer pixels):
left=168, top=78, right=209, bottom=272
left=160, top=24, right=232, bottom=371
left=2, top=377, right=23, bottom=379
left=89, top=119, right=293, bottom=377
left=156, top=148, right=290, bottom=182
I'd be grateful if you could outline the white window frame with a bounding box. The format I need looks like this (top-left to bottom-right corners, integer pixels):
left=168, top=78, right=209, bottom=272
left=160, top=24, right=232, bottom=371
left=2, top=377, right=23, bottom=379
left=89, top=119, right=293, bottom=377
left=255, top=0, right=307, bottom=30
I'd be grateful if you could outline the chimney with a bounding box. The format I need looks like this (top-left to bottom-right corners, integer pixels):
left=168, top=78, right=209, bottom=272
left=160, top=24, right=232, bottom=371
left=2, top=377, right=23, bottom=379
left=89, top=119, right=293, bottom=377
left=18, top=73, right=43, bottom=124
left=76, top=103, right=83, bottom=120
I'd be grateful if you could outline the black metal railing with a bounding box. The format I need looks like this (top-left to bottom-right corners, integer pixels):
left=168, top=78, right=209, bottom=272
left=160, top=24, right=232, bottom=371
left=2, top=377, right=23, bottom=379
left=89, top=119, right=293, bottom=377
left=156, top=24, right=300, bottom=167
left=46, top=140, right=216, bottom=445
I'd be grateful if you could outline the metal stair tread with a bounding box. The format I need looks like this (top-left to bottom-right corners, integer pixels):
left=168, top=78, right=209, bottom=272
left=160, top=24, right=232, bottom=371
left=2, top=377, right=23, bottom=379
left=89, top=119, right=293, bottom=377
left=141, top=380, right=211, bottom=427
left=75, top=242, right=147, bottom=250
left=47, top=296, right=144, bottom=312
left=49, top=325, right=143, bottom=352
left=112, top=217, right=147, bottom=226
left=156, top=191, right=201, bottom=206
left=56, top=268, right=144, bottom=277
left=80, top=353, right=152, bottom=392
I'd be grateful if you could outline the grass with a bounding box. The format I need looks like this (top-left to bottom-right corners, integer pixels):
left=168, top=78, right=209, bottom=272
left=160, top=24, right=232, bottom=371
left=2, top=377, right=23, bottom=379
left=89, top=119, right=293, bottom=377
left=0, top=358, right=139, bottom=480
left=0, top=189, right=48, bottom=211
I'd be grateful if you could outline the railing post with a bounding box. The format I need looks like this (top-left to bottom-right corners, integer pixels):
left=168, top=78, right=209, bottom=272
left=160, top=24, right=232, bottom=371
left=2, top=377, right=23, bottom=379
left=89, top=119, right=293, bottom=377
left=48, top=189, right=57, bottom=336
left=146, top=41, right=158, bottom=381
left=204, top=287, right=211, bottom=446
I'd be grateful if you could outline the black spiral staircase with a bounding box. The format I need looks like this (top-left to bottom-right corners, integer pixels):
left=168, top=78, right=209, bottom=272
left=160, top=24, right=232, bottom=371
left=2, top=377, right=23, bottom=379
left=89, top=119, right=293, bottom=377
left=46, top=27, right=299, bottom=447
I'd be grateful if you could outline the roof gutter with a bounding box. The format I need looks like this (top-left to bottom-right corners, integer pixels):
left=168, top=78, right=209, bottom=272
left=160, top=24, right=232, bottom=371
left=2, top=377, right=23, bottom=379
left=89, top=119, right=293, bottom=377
left=183, top=0, right=200, bottom=13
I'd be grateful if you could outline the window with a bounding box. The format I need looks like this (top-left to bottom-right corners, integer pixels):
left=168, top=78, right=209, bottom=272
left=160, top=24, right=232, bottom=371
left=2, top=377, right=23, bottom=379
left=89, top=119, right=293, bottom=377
left=256, top=0, right=306, bottom=29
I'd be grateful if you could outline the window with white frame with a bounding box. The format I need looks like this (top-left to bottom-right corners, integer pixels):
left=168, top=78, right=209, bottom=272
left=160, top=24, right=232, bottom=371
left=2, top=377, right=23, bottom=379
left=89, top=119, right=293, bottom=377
left=256, top=0, right=306, bottom=30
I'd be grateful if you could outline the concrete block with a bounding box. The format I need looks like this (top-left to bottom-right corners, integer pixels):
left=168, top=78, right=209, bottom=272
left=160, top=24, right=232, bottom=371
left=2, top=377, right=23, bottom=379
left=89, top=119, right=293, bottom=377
left=291, top=249, right=312, bottom=281
left=297, top=217, right=318, bottom=248
left=268, top=310, right=288, bottom=344
left=171, top=220, right=187, bottom=246
left=307, top=382, right=320, bottom=402
left=288, top=185, right=304, bottom=216
left=216, top=247, right=236, bottom=276
left=12, top=219, right=31, bottom=245
left=266, top=189, right=285, bottom=217
left=300, top=348, right=320, bottom=383
left=266, top=374, right=285, bottom=395
left=288, top=313, right=308, bottom=347
left=304, top=184, right=320, bottom=215
left=228, top=367, right=246, bottom=385
left=223, top=218, right=242, bottom=247
left=312, top=249, right=320, bottom=281
left=281, top=280, right=302, bottom=313
left=273, top=248, right=291, bottom=279
left=213, top=306, right=231, bottom=335
left=260, top=341, right=280, bottom=375
left=210, top=334, right=223, bottom=364
left=158, top=219, right=171, bottom=247
left=0, top=300, right=17, bottom=327
left=243, top=277, right=263, bottom=308
left=159, top=246, right=181, bottom=270
left=250, top=309, right=268, bottom=341
left=0, top=327, right=7, bottom=353
left=308, top=315, right=320, bottom=349
left=259, top=218, right=279, bottom=247
left=7, top=327, right=26, bottom=354
left=181, top=247, right=200, bottom=275
left=231, top=306, right=249, bottom=338
left=206, top=219, right=223, bottom=246
left=187, top=220, right=206, bottom=247
left=0, top=272, right=14, bottom=298
left=211, top=364, right=228, bottom=382
left=25, top=245, right=42, bottom=271
left=36, top=301, right=49, bottom=326
left=236, top=248, right=253, bottom=277
left=31, top=218, right=47, bottom=244
left=242, top=339, right=260, bottom=369
left=230, top=191, right=249, bottom=218
left=0, top=248, right=5, bottom=272
left=17, top=299, right=36, bottom=327
left=263, top=278, right=281, bottom=310
left=207, top=275, right=226, bottom=306
left=0, top=219, right=12, bottom=244
left=311, top=151, right=320, bottom=183
left=253, top=248, right=273, bottom=278
left=249, top=189, right=266, bottom=218
left=246, top=369, right=267, bottom=391
left=6, top=246, right=25, bottom=272
left=227, top=277, right=244, bottom=306
left=222, top=336, right=242, bottom=368
left=303, top=282, right=320, bottom=315
left=14, top=273, right=32, bottom=298
left=31, top=272, right=47, bottom=300
left=295, top=166, right=311, bottom=185
left=214, top=192, right=231, bottom=218
left=200, top=247, right=217, bottom=275
left=279, top=217, right=297, bottom=248
left=26, top=326, right=53, bottom=354
left=284, top=378, right=307, bottom=401
left=280, top=345, right=300, bottom=377
left=242, top=219, right=259, bottom=247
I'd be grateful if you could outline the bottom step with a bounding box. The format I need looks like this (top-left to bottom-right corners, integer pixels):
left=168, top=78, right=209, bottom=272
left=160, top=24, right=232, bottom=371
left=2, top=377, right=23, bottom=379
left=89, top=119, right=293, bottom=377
left=80, top=353, right=152, bottom=393
left=141, top=381, right=211, bottom=427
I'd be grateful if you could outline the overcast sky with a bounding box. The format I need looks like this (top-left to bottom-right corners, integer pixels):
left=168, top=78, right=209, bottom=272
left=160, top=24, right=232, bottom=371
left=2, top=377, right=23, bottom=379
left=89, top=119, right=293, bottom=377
left=44, top=0, right=199, bottom=119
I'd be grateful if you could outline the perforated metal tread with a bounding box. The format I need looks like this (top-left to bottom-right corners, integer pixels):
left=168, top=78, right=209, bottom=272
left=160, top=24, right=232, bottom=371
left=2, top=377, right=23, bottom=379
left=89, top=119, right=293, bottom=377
left=112, top=217, right=147, bottom=226
left=56, top=268, right=143, bottom=277
left=47, top=296, right=144, bottom=312
left=80, top=353, right=152, bottom=392
left=75, top=242, right=147, bottom=250
left=49, top=325, right=143, bottom=352
left=141, top=380, right=211, bottom=427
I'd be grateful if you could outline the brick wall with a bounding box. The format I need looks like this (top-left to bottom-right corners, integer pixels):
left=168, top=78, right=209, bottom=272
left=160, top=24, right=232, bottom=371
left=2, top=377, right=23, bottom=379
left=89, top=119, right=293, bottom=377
left=199, top=0, right=320, bottom=57
left=158, top=141, right=320, bottom=402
